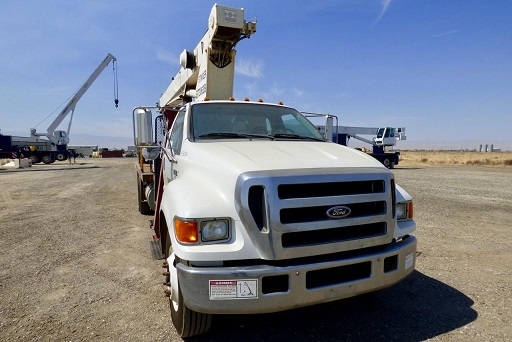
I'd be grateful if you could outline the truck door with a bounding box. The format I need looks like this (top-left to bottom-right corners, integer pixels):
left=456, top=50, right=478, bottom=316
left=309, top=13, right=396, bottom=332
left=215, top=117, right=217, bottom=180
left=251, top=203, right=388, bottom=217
left=163, top=110, right=185, bottom=183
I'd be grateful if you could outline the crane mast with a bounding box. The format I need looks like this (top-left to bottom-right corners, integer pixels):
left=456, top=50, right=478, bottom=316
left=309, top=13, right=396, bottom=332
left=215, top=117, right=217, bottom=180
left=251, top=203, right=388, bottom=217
left=31, top=53, right=117, bottom=147
left=158, top=4, right=256, bottom=110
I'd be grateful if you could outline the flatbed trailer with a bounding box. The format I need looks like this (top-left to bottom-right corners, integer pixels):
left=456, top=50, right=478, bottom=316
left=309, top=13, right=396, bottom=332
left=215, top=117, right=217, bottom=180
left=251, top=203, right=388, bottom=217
left=1, top=134, right=58, bottom=163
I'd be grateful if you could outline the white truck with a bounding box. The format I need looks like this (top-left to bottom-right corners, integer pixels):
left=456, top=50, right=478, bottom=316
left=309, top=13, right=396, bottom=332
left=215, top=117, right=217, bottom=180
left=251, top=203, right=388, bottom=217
left=133, top=4, right=416, bottom=338
left=332, top=126, right=407, bottom=168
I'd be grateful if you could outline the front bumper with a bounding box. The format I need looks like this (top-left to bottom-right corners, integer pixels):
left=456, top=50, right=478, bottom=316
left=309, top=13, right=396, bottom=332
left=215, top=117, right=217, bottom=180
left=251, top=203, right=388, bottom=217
left=177, top=236, right=417, bottom=314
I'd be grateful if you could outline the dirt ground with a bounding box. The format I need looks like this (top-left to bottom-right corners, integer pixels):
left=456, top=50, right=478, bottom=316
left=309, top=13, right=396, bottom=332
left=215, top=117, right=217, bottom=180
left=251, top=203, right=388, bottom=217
left=1, top=158, right=511, bottom=341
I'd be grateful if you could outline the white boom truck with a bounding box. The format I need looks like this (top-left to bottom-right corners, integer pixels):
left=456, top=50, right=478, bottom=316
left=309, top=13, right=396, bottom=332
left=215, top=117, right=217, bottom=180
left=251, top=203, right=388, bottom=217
left=26, top=53, right=118, bottom=163
left=133, top=4, right=416, bottom=338
left=334, top=126, right=407, bottom=168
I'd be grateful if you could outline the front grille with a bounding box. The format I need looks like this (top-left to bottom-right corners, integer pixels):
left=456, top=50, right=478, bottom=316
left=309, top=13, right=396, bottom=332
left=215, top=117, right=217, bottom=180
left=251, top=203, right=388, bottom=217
left=278, top=180, right=384, bottom=199
left=235, top=168, right=395, bottom=260
left=280, top=201, right=386, bottom=224
left=248, top=185, right=265, bottom=230
left=282, top=222, right=387, bottom=248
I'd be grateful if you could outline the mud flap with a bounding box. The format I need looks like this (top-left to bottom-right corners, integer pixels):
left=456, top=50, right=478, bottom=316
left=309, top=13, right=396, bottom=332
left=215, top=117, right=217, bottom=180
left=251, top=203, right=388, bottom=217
left=149, top=240, right=165, bottom=260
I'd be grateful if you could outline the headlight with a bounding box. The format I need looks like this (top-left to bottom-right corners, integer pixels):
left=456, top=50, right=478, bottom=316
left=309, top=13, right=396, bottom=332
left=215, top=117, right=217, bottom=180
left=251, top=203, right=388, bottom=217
left=396, top=203, right=407, bottom=220
left=396, top=201, right=413, bottom=221
left=200, top=219, right=229, bottom=242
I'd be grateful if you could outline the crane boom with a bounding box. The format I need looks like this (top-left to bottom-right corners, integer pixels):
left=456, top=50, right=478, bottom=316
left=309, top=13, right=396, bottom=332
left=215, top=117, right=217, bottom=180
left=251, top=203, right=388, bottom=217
left=31, top=53, right=117, bottom=146
left=158, top=4, right=256, bottom=109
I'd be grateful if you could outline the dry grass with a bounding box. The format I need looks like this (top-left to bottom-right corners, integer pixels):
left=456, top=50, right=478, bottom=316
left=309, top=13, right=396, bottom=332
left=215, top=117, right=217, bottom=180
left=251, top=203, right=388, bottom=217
left=398, top=151, right=512, bottom=167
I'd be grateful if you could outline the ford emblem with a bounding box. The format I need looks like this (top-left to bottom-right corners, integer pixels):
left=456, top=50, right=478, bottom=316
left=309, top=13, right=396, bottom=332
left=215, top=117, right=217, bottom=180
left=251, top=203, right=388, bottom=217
left=326, top=206, right=351, bottom=219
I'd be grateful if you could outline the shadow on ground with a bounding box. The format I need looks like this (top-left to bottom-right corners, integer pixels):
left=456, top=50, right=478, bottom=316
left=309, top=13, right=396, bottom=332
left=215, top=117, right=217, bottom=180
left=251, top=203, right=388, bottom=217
left=190, top=271, right=477, bottom=342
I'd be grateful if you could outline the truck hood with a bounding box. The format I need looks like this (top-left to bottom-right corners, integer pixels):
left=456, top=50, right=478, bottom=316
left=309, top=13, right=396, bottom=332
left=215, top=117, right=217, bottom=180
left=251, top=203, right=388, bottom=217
left=170, top=139, right=388, bottom=220
left=182, top=140, right=385, bottom=174
left=166, top=140, right=392, bottom=245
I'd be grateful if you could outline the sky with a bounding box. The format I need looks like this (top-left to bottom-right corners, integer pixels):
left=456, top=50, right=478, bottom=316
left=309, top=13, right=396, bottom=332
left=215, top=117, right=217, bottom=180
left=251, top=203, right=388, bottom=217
left=1, top=0, right=511, bottom=150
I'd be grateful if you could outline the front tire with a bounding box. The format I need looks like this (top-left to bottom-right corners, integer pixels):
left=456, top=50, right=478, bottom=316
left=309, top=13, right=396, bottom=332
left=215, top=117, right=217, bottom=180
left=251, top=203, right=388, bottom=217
left=382, top=157, right=391, bottom=168
left=166, top=246, right=212, bottom=337
left=41, top=154, right=52, bottom=164
left=28, top=154, right=40, bottom=164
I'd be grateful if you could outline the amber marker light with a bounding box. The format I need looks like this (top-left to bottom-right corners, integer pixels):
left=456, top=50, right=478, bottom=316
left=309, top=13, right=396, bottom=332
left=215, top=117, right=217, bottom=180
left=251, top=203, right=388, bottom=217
left=408, top=202, right=414, bottom=220
left=174, top=218, right=198, bottom=243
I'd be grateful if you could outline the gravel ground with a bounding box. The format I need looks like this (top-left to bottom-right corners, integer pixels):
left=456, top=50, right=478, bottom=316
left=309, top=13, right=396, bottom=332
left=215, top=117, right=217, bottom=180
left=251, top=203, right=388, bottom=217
left=1, top=158, right=511, bottom=341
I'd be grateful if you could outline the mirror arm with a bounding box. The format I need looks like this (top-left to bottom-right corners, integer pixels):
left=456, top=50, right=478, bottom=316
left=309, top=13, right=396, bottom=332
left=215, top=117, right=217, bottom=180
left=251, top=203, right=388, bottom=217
left=161, top=146, right=177, bottom=163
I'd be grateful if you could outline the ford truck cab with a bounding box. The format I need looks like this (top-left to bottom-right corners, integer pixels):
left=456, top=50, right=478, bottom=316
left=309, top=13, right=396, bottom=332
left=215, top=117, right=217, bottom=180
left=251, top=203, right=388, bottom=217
left=157, top=100, right=416, bottom=336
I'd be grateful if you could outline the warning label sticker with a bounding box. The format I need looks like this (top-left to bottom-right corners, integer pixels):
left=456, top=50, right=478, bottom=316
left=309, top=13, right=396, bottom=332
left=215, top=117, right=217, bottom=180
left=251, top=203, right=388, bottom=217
left=209, top=280, right=258, bottom=300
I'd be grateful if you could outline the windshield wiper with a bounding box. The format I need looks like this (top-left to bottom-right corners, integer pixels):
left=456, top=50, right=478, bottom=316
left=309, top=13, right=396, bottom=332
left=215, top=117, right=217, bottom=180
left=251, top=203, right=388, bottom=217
left=197, top=132, right=273, bottom=140
left=270, top=133, right=325, bottom=141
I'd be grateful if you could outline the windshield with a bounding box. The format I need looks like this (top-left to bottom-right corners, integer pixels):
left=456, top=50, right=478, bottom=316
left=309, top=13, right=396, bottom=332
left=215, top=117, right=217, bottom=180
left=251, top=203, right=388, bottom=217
left=191, top=102, right=325, bottom=141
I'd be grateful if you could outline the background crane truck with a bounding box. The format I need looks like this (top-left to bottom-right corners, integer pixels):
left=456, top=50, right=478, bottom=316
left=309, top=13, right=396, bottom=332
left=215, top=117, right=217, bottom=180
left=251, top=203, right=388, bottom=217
left=322, top=125, right=407, bottom=168
left=133, top=4, right=417, bottom=337
left=7, top=53, right=118, bottom=164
